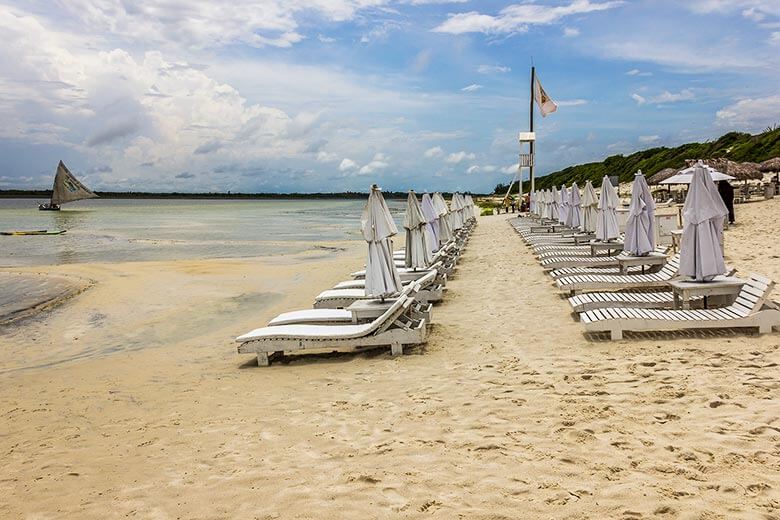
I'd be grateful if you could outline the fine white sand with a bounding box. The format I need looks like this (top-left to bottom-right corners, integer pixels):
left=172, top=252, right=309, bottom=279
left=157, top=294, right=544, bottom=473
left=1, top=198, right=779, bottom=519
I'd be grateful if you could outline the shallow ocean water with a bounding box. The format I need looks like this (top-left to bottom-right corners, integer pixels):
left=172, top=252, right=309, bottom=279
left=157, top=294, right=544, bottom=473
left=0, top=198, right=407, bottom=266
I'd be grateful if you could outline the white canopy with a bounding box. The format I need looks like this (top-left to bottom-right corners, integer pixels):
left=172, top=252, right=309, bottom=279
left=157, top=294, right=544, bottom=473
left=660, top=164, right=735, bottom=185
left=580, top=180, right=598, bottom=233
left=679, top=162, right=729, bottom=281
left=361, top=185, right=402, bottom=298
left=432, top=192, right=452, bottom=245
left=623, top=171, right=656, bottom=255
left=567, top=182, right=582, bottom=230
left=420, top=192, right=440, bottom=253
left=595, top=176, right=620, bottom=241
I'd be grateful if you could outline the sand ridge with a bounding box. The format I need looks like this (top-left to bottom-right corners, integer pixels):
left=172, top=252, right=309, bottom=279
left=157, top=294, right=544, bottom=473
left=1, top=200, right=779, bottom=518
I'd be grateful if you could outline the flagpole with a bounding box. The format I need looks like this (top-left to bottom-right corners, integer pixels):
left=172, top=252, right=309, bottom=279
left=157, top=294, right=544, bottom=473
left=529, top=65, right=535, bottom=197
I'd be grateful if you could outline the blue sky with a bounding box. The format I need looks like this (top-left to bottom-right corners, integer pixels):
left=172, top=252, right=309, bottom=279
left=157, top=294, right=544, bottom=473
left=0, top=0, right=778, bottom=193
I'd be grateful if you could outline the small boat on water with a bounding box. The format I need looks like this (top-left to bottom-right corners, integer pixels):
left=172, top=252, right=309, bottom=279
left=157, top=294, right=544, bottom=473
left=39, top=161, right=98, bottom=211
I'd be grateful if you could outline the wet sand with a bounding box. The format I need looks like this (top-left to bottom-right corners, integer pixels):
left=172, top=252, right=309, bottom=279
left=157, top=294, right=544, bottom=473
left=1, top=199, right=779, bottom=519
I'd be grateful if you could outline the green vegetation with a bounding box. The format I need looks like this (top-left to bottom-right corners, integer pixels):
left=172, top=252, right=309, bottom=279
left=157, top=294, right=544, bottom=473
left=494, top=128, right=780, bottom=194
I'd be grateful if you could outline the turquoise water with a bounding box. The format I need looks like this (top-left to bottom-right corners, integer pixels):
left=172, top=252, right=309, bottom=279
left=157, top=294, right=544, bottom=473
left=0, top=198, right=406, bottom=266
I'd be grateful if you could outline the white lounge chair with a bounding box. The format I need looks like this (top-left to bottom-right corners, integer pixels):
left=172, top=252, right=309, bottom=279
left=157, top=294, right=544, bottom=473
left=237, top=295, right=427, bottom=366
left=556, top=255, right=681, bottom=295
left=267, top=283, right=433, bottom=326
left=314, top=270, right=442, bottom=308
left=541, top=246, right=669, bottom=270
left=580, top=274, right=780, bottom=339
left=568, top=290, right=702, bottom=312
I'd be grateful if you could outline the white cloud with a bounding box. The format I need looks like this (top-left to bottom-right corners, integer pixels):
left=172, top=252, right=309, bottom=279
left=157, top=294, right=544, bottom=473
left=361, top=21, right=403, bottom=44
left=556, top=99, right=588, bottom=106
left=650, top=89, right=695, bottom=104
left=446, top=151, right=476, bottom=163
left=631, top=89, right=694, bottom=106
left=40, top=0, right=396, bottom=50
left=432, top=1, right=623, bottom=35
left=467, top=164, right=496, bottom=174
left=716, top=95, right=780, bottom=131
left=638, top=135, right=660, bottom=144
left=411, top=49, right=433, bottom=72
left=477, top=64, right=511, bottom=74
left=424, top=146, right=444, bottom=158
left=563, top=26, right=580, bottom=37
left=461, top=84, right=483, bottom=92
left=358, top=153, right=390, bottom=175
left=770, top=32, right=780, bottom=45
left=598, top=37, right=768, bottom=71
left=626, top=68, right=652, bottom=76
left=742, top=7, right=766, bottom=21
left=317, top=34, right=336, bottom=43
left=317, top=151, right=338, bottom=162
left=500, top=164, right=516, bottom=174
left=339, top=158, right=358, bottom=171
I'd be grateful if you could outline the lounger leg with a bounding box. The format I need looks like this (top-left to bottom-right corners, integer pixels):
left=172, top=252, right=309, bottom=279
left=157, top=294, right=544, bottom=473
left=257, top=351, right=270, bottom=366
left=390, top=343, right=403, bottom=356
left=759, top=323, right=772, bottom=334
left=610, top=328, right=623, bottom=340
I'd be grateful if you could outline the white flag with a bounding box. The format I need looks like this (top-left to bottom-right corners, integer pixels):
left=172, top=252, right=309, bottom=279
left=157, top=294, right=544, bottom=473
left=533, top=76, right=557, bottom=117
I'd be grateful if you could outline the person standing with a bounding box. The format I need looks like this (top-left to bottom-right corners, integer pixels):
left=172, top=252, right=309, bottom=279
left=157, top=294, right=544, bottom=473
left=717, top=180, right=735, bottom=224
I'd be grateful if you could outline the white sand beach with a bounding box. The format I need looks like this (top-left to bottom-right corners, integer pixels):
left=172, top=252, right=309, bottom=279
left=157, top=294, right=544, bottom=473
left=1, top=198, right=779, bottom=519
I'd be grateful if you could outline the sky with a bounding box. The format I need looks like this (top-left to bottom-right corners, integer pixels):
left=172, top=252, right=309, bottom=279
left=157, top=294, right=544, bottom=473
left=0, top=0, right=778, bottom=194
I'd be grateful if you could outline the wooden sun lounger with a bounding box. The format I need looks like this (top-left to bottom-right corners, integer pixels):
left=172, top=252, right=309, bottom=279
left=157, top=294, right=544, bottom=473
left=349, top=261, right=447, bottom=284
left=568, top=290, right=703, bottom=312
left=541, top=247, right=669, bottom=270
left=556, top=255, right=681, bottom=295
left=580, top=274, right=780, bottom=339
left=550, top=264, right=651, bottom=279
left=237, top=295, right=427, bottom=366
left=314, top=271, right=442, bottom=308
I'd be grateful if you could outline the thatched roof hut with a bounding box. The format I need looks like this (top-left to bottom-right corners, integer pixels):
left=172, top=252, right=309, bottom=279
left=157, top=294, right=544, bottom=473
left=702, top=158, right=762, bottom=181
left=759, top=157, right=780, bottom=173
left=647, top=167, right=678, bottom=185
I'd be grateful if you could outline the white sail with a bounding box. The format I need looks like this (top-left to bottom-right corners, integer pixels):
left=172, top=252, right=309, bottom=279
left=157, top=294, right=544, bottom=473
left=51, top=161, right=98, bottom=206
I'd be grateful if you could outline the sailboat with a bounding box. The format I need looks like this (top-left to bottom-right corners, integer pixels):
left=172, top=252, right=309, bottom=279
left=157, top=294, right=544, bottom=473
left=39, top=161, right=99, bottom=211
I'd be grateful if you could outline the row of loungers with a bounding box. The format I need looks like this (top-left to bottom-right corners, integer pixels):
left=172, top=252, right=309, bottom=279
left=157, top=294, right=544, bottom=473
left=510, top=216, right=780, bottom=339
left=235, top=218, right=477, bottom=366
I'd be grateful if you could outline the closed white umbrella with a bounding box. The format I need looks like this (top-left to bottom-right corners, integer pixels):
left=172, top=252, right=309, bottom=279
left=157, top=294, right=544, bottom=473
left=529, top=191, right=536, bottom=214
left=581, top=180, right=598, bottom=233
left=595, top=176, right=620, bottom=242
left=550, top=186, right=560, bottom=221
left=559, top=185, right=569, bottom=225
left=421, top=192, right=440, bottom=253
left=403, top=190, right=432, bottom=269
left=361, top=185, right=402, bottom=298
left=543, top=189, right=552, bottom=219
left=679, top=162, right=729, bottom=281
left=567, top=182, right=582, bottom=229
left=623, top=170, right=656, bottom=256
left=450, top=193, right=464, bottom=231
left=660, top=164, right=734, bottom=185
left=433, top=192, right=452, bottom=245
